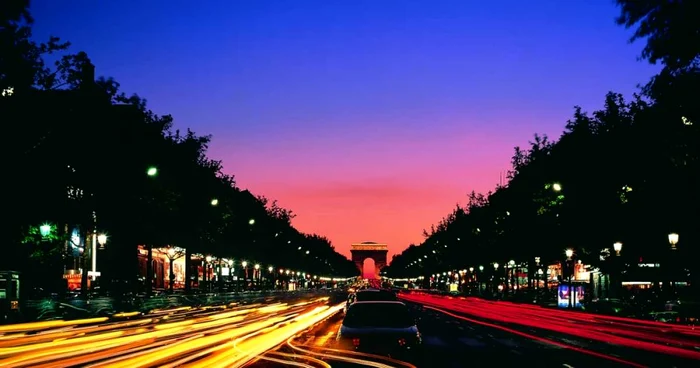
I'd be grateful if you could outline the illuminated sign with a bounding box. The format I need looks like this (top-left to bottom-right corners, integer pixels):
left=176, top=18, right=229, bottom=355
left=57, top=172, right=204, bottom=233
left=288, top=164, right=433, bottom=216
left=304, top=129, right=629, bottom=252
left=557, top=284, right=584, bottom=308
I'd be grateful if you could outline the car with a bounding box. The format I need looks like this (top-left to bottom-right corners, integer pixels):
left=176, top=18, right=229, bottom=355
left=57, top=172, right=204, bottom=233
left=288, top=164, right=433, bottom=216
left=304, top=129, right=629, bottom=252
left=337, top=301, right=421, bottom=354
left=345, top=289, right=397, bottom=313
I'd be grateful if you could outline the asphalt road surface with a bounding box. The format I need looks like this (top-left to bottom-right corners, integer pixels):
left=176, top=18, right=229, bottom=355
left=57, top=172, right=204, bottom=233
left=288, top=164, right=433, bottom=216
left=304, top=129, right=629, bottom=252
left=250, top=301, right=699, bottom=368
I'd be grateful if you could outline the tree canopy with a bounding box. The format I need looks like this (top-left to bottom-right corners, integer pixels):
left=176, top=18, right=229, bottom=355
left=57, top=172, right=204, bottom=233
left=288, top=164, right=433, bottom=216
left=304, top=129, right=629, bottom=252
left=387, top=0, right=699, bottom=279
left=3, top=2, right=357, bottom=289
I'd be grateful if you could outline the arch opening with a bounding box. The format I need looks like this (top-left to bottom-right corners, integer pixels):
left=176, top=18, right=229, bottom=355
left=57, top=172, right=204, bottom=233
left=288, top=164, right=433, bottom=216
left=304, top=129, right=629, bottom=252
left=362, top=258, right=376, bottom=279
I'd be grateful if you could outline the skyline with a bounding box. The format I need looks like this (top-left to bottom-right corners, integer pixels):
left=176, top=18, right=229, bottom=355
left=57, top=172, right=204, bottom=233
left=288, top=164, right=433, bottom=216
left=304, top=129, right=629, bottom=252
left=31, top=0, right=658, bottom=259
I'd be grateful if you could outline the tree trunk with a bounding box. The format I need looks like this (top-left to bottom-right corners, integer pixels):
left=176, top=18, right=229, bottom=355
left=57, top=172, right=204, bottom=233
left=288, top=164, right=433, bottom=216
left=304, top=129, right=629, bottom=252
left=184, top=248, right=191, bottom=293
left=146, top=244, right=153, bottom=296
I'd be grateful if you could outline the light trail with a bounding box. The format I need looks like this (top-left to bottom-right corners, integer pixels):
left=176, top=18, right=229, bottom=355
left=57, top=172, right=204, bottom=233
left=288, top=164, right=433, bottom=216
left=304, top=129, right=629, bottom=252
left=400, top=293, right=700, bottom=362
left=0, top=296, right=339, bottom=367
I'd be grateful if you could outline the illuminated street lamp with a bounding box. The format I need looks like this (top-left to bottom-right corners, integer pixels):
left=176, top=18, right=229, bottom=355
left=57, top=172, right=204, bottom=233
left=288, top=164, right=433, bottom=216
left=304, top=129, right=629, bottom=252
left=94, top=233, right=107, bottom=251
left=254, top=264, right=260, bottom=270
left=206, top=255, right=212, bottom=263
left=242, top=261, right=248, bottom=268
left=613, top=242, right=622, bottom=256
left=668, top=233, right=679, bottom=250
left=248, top=218, right=255, bottom=225
left=478, top=265, right=484, bottom=271
left=147, top=167, right=158, bottom=176
left=565, top=248, right=574, bottom=259
left=268, top=266, right=273, bottom=272
left=39, top=224, right=52, bottom=237
left=493, top=263, right=499, bottom=270
left=508, top=260, right=515, bottom=267
left=552, top=183, right=562, bottom=192
left=210, top=198, right=219, bottom=206
left=469, top=267, right=474, bottom=273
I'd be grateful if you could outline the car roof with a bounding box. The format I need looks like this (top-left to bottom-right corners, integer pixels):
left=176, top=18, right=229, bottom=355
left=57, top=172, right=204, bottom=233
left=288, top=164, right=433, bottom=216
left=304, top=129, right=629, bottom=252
left=357, top=289, right=391, bottom=293
left=350, top=301, right=405, bottom=305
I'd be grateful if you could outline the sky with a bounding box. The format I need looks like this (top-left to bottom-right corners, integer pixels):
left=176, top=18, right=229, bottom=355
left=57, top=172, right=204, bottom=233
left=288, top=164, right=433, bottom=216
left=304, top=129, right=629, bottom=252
left=31, top=0, right=657, bottom=261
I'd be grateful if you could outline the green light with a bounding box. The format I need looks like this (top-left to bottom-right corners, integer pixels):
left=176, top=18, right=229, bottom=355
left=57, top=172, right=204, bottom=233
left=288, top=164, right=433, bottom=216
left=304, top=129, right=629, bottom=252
left=147, top=167, right=158, bottom=176
left=39, top=224, right=52, bottom=237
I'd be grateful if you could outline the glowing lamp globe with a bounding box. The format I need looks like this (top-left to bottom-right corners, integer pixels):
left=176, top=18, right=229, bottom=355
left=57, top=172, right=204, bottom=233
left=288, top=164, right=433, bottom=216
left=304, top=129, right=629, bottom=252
left=613, top=242, right=622, bottom=253
left=668, top=233, right=679, bottom=248
left=39, top=224, right=52, bottom=237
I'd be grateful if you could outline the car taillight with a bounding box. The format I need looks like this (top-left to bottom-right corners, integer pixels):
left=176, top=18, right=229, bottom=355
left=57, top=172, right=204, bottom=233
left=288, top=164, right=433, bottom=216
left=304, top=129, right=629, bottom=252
left=398, top=338, right=407, bottom=346
left=352, top=338, right=361, bottom=347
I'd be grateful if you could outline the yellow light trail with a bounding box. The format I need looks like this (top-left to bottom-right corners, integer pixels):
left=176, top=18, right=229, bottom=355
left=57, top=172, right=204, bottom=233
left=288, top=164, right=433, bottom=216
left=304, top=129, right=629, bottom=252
left=0, top=297, right=340, bottom=368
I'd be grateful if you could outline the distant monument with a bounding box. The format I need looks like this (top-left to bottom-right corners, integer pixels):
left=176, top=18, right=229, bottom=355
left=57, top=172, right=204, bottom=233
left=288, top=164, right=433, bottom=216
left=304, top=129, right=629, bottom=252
left=350, top=242, right=388, bottom=279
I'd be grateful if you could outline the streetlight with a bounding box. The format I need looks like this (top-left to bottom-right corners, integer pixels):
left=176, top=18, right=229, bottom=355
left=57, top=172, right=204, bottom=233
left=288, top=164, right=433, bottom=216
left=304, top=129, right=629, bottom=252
left=147, top=167, right=158, bottom=176
left=210, top=198, right=219, bottom=206
left=613, top=242, right=622, bottom=256
left=565, top=249, right=574, bottom=259
left=242, top=261, right=248, bottom=268
left=552, top=183, right=562, bottom=192
left=268, top=266, right=273, bottom=272
left=478, top=265, right=484, bottom=271
left=493, top=263, right=499, bottom=270
left=206, top=255, right=212, bottom=263
left=39, top=224, right=52, bottom=237
left=668, top=233, right=679, bottom=250
left=248, top=219, right=255, bottom=225
left=564, top=248, right=574, bottom=308
left=97, top=234, right=107, bottom=250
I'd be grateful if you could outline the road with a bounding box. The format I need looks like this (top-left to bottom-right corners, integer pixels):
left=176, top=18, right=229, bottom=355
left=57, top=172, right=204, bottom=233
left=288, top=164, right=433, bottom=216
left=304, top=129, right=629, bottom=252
left=4, top=290, right=698, bottom=367
left=250, top=293, right=700, bottom=368
left=0, top=294, right=345, bottom=367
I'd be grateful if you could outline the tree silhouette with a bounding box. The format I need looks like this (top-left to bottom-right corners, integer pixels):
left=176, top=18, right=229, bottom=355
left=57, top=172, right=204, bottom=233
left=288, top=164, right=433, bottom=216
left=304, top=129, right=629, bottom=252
left=4, top=2, right=356, bottom=295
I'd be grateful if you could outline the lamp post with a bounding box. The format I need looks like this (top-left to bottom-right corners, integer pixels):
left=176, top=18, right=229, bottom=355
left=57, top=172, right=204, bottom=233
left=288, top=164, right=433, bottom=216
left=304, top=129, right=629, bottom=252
left=493, top=263, right=499, bottom=296
left=668, top=233, right=679, bottom=296
left=268, top=266, right=274, bottom=290
left=611, top=242, right=622, bottom=298
left=242, top=261, right=248, bottom=290
left=508, top=260, right=516, bottom=294
left=205, top=255, right=212, bottom=292
left=565, top=249, right=574, bottom=309
left=254, top=264, right=260, bottom=288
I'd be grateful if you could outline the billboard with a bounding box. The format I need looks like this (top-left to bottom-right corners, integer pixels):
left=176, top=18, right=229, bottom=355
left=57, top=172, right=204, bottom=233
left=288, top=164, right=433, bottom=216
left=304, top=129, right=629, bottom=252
left=558, top=284, right=584, bottom=308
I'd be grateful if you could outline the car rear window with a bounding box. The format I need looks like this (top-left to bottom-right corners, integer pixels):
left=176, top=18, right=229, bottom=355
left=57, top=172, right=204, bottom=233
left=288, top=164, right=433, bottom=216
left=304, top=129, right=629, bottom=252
left=343, top=303, right=414, bottom=328
left=355, top=291, right=397, bottom=302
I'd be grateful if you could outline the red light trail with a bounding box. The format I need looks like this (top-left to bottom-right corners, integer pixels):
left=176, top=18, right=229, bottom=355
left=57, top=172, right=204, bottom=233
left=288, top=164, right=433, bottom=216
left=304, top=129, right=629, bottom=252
left=399, top=293, right=700, bottom=362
